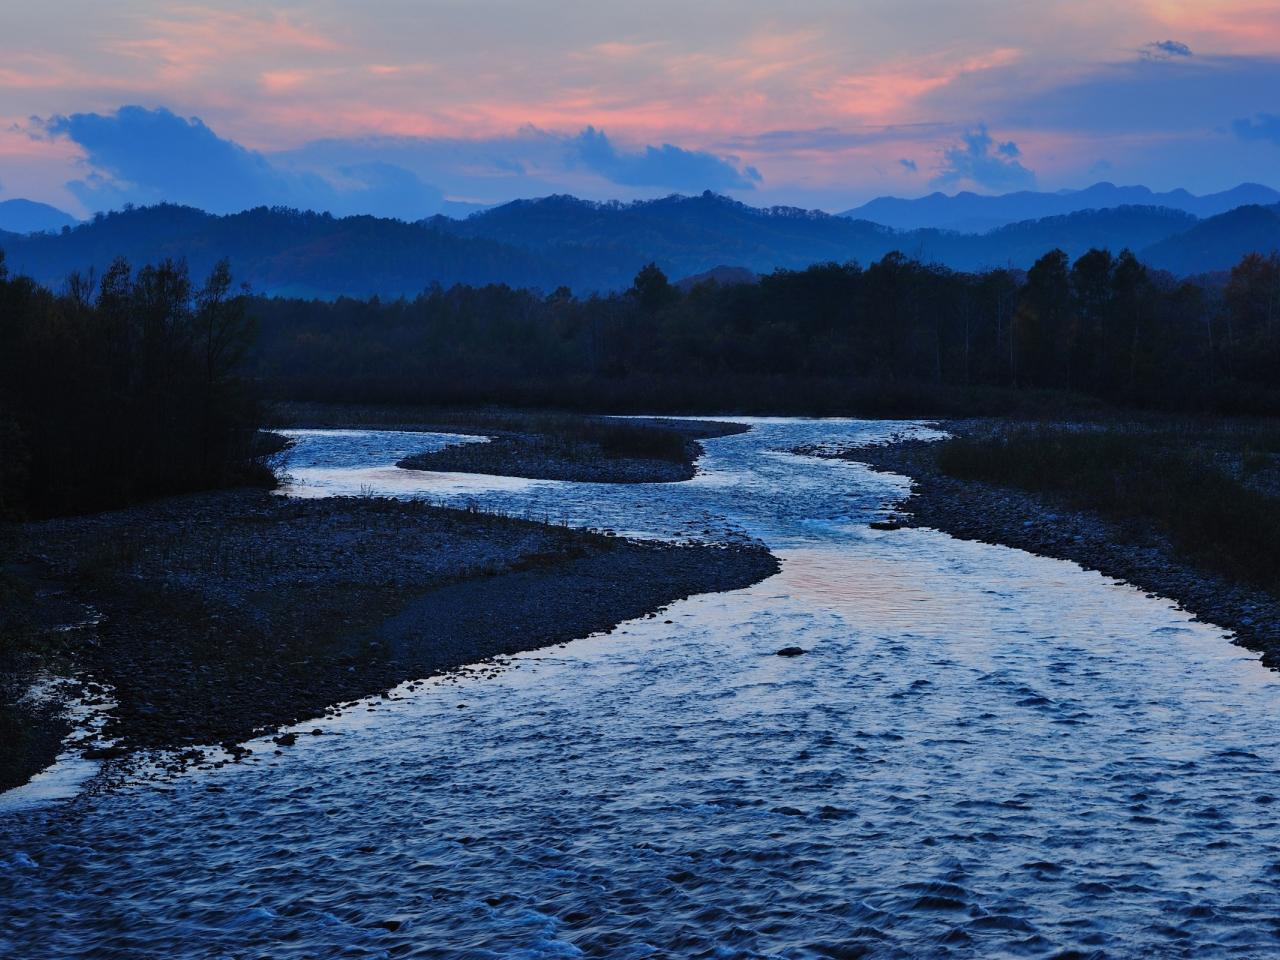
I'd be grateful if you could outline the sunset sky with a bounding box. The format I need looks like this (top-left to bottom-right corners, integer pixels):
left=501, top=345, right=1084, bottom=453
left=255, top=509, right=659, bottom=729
left=4, top=1, right=1280, bottom=218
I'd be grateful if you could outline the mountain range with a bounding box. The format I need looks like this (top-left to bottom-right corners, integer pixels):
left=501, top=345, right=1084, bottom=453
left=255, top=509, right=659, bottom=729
left=841, top=182, right=1280, bottom=233
left=0, top=189, right=1277, bottom=298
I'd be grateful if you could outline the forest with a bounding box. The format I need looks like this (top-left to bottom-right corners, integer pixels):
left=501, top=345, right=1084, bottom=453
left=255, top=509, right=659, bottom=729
left=250, top=247, right=1280, bottom=416
left=0, top=253, right=269, bottom=518
left=4, top=242, right=1280, bottom=518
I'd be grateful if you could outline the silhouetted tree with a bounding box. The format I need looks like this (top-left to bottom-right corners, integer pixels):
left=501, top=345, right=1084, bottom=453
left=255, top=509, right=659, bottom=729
left=629, top=263, right=678, bottom=314
left=0, top=254, right=267, bottom=517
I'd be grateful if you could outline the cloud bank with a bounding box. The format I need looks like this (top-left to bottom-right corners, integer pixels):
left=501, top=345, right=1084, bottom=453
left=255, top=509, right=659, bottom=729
left=569, top=126, right=760, bottom=191
left=40, top=107, right=763, bottom=217
left=6, top=2, right=1280, bottom=212
left=45, top=106, right=336, bottom=214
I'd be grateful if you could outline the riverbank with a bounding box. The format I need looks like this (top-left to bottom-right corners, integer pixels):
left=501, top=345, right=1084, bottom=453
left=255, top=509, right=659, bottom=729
left=803, top=421, right=1280, bottom=670
left=1, top=489, right=777, bottom=792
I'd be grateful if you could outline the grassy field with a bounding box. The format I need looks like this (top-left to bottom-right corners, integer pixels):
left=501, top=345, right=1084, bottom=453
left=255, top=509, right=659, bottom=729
left=937, top=422, right=1280, bottom=592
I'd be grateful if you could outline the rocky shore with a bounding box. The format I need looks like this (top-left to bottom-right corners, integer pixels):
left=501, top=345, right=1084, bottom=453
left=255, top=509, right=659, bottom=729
left=1, top=489, right=777, bottom=791
left=802, top=424, right=1280, bottom=670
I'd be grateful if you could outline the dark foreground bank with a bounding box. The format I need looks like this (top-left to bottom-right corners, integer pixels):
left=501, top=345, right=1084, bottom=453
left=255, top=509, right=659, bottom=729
left=0, top=490, right=777, bottom=792
left=804, top=423, right=1280, bottom=670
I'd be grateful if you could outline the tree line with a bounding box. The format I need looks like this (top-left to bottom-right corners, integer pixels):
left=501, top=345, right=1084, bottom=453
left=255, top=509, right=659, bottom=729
left=250, top=247, right=1280, bottom=415
left=0, top=253, right=268, bottom=518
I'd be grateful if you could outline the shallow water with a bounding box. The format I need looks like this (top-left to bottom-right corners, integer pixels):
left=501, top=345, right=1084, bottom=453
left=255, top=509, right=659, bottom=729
left=4, top=419, right=1280, bottom=959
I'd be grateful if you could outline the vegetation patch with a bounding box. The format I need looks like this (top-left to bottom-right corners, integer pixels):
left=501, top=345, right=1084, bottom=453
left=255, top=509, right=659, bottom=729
left=936, top=422, right=1280, bottom=592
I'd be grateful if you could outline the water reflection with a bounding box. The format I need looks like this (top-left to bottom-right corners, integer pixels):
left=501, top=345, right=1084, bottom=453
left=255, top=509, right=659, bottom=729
left=3, top=419, right=1279, bottom=959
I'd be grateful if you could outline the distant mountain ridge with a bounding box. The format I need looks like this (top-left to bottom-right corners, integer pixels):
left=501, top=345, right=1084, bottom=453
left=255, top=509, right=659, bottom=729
left=0, top=204, right=572, bottom=299
left=675, top=265, right=758, bottom=291
left=0, top=191, right=1278, bottom=298
left=1143, top=204, right=1280, bottom=275
left=0, top=198, right=79, bottom=235
left=842, top=182, right=1280, bottom=233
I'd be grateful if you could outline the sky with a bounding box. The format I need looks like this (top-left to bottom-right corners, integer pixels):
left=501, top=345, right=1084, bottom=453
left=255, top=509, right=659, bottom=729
left=3, top=0, right=1280, bottom=218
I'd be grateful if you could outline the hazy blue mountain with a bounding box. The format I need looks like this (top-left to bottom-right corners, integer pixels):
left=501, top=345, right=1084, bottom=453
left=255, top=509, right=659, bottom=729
left=1142, top=205, right=1280, bottom=275
left=430, top=192, right=901, bottom=286
left=0, top=198, right=79, bottom=234
left=436, top=198, right=491, bottom=218
left=927, top=205, right=1200, bottom=271
left=675, top=265, right=759, bottom=291
left=843, top=182, right=1280, bottom=233
left=439, top=194, right=1208, bottom=278
left=0, top=193, right=1275, bottom=298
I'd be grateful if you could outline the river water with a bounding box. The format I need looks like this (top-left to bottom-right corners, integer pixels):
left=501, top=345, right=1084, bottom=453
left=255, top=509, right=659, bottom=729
left=3, top=419, right=1280, bottom=958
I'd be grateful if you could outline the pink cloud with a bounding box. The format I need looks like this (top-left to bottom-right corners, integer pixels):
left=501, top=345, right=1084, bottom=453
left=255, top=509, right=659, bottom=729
left=816, top=48, right=1023, bottom=123
left=258, top=68, right=351, bottom=95
left=1146, top=2, right=1280, bottom=54
left=366, top=63, right=436, bottom=78
left=108, top=5, right=342, bottom=85
left=0, top=54, right=139, bottom=94
left=577, top=41, right=666, bottom=61
left=0, top=123, right=79, bottom=160
left=2, top=1, right=1278, bottom=209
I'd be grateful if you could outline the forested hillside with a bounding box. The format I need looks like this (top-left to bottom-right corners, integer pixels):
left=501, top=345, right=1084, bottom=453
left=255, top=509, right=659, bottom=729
left=2, top=194, right=1278, bottom=299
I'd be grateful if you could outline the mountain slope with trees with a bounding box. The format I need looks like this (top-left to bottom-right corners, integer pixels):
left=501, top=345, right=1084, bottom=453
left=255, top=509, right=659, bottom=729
left=1143, top=205, right=1280, bottom=275
left=0, top=194, right=1278, bottom=298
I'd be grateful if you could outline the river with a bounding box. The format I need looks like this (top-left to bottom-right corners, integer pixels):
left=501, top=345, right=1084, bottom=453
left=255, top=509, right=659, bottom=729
left=3, top=419, right=1279, bottom=958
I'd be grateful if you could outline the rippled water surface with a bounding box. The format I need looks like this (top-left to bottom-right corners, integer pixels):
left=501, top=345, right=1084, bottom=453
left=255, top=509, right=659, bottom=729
left=4, top=419, right=1280, bottom=959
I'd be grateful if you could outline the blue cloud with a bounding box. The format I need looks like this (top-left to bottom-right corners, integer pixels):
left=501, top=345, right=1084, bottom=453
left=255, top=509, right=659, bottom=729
left=1142, top=40, right=1192, bottom=60
left=42, top=106, right=467, bottom=218
left=1233, top=113, right=1280, bottom=145
left=931, top=125, right=1035, bottom=192
left=569, top=126, right=760, bottom=191
left=42, top=107, right=764, bottom=216
left=920, top=53, right=1280, bottom=141
left=898, top=157, right=918, bottom=173
left=44, top=106, right=334, bottom=214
